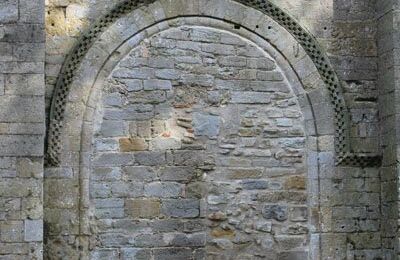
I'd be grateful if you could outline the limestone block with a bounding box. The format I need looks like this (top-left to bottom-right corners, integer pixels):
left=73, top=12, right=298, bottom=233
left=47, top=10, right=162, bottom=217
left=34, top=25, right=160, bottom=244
left=0, top=0, right=18, bottom=23
left=0, top=221, right=23, bottom=242
left=125, top=199, right=161, bottom=218
left=162, top=199, right=200, bottom=218
left=144, top=182, right=183, bottom=198
left=24, top=220, right=43, bottom=242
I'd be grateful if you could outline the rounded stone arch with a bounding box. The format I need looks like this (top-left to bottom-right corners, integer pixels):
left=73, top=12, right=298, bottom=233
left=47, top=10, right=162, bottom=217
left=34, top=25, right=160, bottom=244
left=47, top=0, right=383, bottom=168
left=44, top=0, right=362, bottom=259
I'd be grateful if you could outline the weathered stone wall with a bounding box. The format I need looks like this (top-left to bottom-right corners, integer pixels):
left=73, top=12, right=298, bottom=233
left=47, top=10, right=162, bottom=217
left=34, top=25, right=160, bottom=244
left=377, top=0, right=400, bottom=258
left=88, top=26, right=308, bottom=259
left=33, top=0, right=398, bottom=259
left=44, top=0, right=380, bottom=154
left=0, top=0, right=45, bottom=258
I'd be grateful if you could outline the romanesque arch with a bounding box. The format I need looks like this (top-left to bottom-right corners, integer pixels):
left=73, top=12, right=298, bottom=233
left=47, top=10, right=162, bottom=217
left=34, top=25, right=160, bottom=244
left=44, top=0, right=380, bottom=259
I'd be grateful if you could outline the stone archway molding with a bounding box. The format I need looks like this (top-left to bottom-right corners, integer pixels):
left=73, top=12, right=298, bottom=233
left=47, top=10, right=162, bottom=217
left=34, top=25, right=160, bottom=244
left=47, top=0, right=381, bottom=167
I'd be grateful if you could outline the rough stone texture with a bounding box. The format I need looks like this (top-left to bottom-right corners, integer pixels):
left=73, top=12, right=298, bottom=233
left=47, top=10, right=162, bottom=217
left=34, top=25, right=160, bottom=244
left=0, top=0, right=45, bottom=259
left=0, top=0, right=395, bottom=259
left=86, top=26, right=309, bottom=259
left=377, top=0, right=400, bottom=258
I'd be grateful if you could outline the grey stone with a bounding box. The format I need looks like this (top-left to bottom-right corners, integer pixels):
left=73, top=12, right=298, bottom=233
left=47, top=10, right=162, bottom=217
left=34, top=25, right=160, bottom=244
left=169, top=233, right=206, bottom=247
left=0, top=96, right=44, bottom=123
left=230, top=91, right=271, bottom=104
left=0, top=221, right=23, bottom=242
left=92, top=153, right=134, bottom=167
left=262, top=205, right=288, bottom=221
left=162, top=199, right=200, bottom=218
left=218, top=56, right=247, bottom=67
left=155, top=69, right=180, bottom=80
left=95, top=207, right=124, bottom=219
left=159, top=166, right=196, bottom=182
left=193, top=112, right=220, bottom=137
left=111, top=181, right=143, bottom=197
left=91, top=249, right=119, bottom=260
left=0, top=0, right=18, bottom=23
left=120, top=248, right=151, bottom=260
left=144, top=182, right=183, bottom=198
left=24, top=220, right=43, bottom=242
left=148, top=57, right=175, bottom=68
left=153, top=248, right=193, bottom=260
left=112, top=68, right=154, bottom=79
left=143, top=79, right=172, bottom=90
left=118, top=79, right=143, bottom=92
left=94, top=198, right=124, bottom=208
left=100, top=120, right=127, bottom=137
left=241, top=180, right=268, bottom=190
left=122, top=166, right=157, bottom=182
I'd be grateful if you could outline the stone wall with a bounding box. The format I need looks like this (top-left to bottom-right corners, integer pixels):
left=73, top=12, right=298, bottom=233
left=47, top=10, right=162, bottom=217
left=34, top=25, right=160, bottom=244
left=40, top=0, right=393, bottom=259
left=0, top=0, right=45, bottom=259
left=87, top=25, right=308, bottom=259
left=44, top=0, right=380, bottom=154
left=377, top=0, right=400, bottom=258
left=0, top=0, right=394, bottom=259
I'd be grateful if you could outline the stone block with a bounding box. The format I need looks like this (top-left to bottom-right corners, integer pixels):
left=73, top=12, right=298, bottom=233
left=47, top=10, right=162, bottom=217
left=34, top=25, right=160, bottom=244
left=180, top=74, right=214, bottom=87
left=150, top=137, right=181, bottom=150
left=289, top=207, right=308, bottom=222
left=100, top=120, right=127, bottom=137
left=278, top=251, right=308, bottom=260
left=111, top=182, right=143, bottom=198
left=193, top=112, right=220, bottom=137
left=0, top=242, right=29, bottom=255
left=92, top=153, right=134, bottom=167
left=24, top=220, right=43, bottom=242
left=5, top=74, right=44, bottom=96
left=0, top=96, right=44, bottom=123
left=135, top=151, right=166, bottom=166
left=94, top=198, right=124, bottom=208
left=162, top=199, right=200, bottom=218
left=118, top=79, right=143, bottom=92
left=155, top=69, right=180, bottom=80
left=0, top=0, right=18, bottom=23
left=122, top=166, right=157, bottom=182
left=201, top=43, right=235, bottom=55
left=92, top=167, right=121, bottom=181
left=169, top=233, right=206, bottom=247
left=159, top=166, right=196, bottom=182
left=284, top=176, right=306, bottom=190
left=44, top=179, right=76, bottom=208
left=16, top=158, right=42, bottom=178
left=143, top=79, right=172, bottom=90
left=153, top=248, right=193, bottom=260
left=125, top=199, right=161, bottom=218
left=112, top=68, right=154, bottom=79
left=91, top=249, right=119, bottom=260
left=241, top=180, right=268, bottom=190
left=262, top=205, right=288, bottom=222
left=95, top=138, right=119, bottom=152
left=0, top=221, right=23, bottom=242
left=119, top=137, right=148, bottom=152
left=218, top=56, right=247, bottom=67
left=90, top=182, right=112, bottom=198
left=148, top=57, right=175, bottom=68
left=120, top=248, right=151, bottom=260
left=144, top=182, right=183, bottom=198
left=95, top=207, right=124, bottom=219
left=257, top=71, right=284, bottom=81
left=230, top=91, right=271, bottom=104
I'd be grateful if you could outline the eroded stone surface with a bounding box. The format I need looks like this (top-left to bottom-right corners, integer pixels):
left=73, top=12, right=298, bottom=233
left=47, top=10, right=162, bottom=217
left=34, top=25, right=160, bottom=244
left=89, top=26, right=308, bottom=259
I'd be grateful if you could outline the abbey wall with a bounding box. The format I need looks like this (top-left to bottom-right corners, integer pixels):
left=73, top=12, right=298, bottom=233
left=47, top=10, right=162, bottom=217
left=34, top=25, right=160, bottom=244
left=0, top=0, right=400, bottom=259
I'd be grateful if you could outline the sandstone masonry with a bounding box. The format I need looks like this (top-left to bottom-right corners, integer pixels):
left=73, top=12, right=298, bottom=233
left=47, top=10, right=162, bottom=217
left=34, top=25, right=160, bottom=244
left=0, top=0, right=399, bottom=259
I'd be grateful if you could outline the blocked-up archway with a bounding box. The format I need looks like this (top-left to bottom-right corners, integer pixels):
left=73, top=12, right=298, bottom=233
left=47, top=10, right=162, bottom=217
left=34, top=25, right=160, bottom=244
left=43, top=0, right=364, bottom=259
